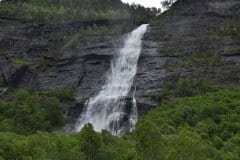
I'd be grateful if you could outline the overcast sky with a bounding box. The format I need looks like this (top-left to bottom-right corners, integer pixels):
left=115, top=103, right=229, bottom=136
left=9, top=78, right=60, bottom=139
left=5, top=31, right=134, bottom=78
left=121, top=0, right=166, bottom=9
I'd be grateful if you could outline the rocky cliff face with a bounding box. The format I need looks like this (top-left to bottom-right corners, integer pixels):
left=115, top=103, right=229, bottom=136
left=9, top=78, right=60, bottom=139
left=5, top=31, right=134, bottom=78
left=134, top=0, right=240, bottom=113
left=1, top=0, right=240, bottom=131
left=0, top=19, right=129, bottom=130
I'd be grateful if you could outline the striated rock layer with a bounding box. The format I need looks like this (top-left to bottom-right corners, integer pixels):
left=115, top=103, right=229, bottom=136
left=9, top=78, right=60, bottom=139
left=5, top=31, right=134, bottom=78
left=134, top=0, right=240, bottom=114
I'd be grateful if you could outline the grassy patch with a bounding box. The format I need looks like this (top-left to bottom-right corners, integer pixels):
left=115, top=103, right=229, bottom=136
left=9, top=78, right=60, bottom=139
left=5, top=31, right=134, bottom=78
left=158, top=45, right=185, bottom=56
left=153, top=77, right=221, bottom=101
left=11, top=58, right=30, bottom=66
left=66, top=24, right=135, bottom=49
left=164, top=51, right=223, bottom=70
left=216, top=20, right=240, bottom=44
left=43, top=86, right=75, bottom=102
left=80, top=24, right=134, bottom=36
left=181, top=52, right=223, bottom=69
left=217, top=26, right=239, bottom=36
left=227, top=45, right=240, bottom=54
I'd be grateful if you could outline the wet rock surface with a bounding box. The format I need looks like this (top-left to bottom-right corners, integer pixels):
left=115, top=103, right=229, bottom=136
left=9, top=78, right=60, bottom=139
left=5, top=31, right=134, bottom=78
left=0, top=18, right=125, bottom=131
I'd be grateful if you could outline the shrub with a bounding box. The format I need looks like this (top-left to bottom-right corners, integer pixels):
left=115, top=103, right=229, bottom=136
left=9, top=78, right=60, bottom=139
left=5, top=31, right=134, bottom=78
left=0, top=0, right=157, bottom=24
left=11, top=59, right=30, bottom=66
left=143, top=88, right=240, bottom=159
left=1, top=88, right=240, bottom=159
left=44, top=87, right=74, bottom=102
left=155, top=77, right=219, bottom=101
left=0, top=89, right=66, bottom=134
left=42, top=97, right=65, bottom=127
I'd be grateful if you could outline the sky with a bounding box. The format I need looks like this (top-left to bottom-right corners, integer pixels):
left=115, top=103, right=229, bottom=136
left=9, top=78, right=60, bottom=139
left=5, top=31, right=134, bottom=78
left=121, top=0, right=166, bottom=9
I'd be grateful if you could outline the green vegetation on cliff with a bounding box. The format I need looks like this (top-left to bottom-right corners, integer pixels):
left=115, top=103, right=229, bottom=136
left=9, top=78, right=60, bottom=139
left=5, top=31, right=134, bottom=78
left=1, top=88, right=240, bottom=159
left=0, top=87, right=74, bottom=134
left=0, top=0, right=158, bottom=23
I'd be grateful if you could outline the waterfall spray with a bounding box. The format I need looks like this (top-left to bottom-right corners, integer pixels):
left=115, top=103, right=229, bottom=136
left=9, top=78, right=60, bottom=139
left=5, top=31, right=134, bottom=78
left=75, top=24, right=149, bottom=135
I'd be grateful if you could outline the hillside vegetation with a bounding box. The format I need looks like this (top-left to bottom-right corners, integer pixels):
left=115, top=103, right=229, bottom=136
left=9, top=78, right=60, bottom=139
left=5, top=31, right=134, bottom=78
left=0, top=0, right=158, bottom=23
left=1, top=88, right=240, bottom=159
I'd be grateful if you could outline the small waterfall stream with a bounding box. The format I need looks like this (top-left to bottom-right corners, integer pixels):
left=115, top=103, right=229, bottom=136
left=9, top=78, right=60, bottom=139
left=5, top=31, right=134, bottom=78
left=75, top=24, right=149, bottom=135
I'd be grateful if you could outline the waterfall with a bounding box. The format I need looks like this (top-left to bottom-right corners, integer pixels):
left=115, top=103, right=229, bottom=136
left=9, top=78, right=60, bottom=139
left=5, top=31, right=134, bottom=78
left=75, top=24, right=149, bottom=135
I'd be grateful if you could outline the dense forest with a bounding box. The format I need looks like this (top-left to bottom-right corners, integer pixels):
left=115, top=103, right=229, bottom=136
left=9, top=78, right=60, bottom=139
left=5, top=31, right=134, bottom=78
left=0, top=0, right=159, bottom=23
left=1, top=88, right=240, bottom=159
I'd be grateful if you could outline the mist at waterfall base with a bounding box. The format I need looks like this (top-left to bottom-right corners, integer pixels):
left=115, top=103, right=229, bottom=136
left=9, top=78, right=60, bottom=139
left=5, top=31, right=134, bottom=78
left=75, top=24, right=149, bottom=135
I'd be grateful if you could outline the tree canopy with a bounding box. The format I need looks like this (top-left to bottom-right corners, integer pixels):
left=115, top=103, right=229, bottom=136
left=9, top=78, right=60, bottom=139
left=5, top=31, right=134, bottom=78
left=0, top=0, right=159, bottom=23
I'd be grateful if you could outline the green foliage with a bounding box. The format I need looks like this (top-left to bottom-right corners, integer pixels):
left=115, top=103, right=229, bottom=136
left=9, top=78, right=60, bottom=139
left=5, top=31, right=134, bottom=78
left=217, top=26, right=239, bottom=36
left=43, top=87, right=74, bottom=102
left=79, top=124, right=102, bottom=160
left=227, top=45, right=240, bottom=54
left=0, top=89, right=65, bottom=134
left=0, top=126, right=136, bottom=160
left=13, top=89, right=47, bottom=134
left=0, top=0, right=157, bottom=24
left=216, top=20, right=240, bottom=43
left=65, top=24, right=135, bottom=50
left=42, top=97, right=65, bottom=127
left=162, top=49, right=223, bottom=70
left=97, top=130, right=137, bottom=160
left=180, top=52, right=222, bottom=69
left=79, top=25, right=119, bottom=36
left=143, top=88, right=240, bottom=159
left=160, top=0, right=190, bottom=18
left=164, top=130, right=221, bottom=160
left=155, top=77, right=219, bottom=101
left=135, top=120, right=164, bottom=160
left=11, top=58, right=30, bottom=66
left=0, top=132, right=85, bottom=160
left=1, top=88, right=240, bottom=159
left=0, top=1, right=66, bottom=23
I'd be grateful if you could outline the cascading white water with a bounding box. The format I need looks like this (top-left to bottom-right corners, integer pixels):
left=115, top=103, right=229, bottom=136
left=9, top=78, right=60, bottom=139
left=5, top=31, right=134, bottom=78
left=75, top=24, right=149, bottom=135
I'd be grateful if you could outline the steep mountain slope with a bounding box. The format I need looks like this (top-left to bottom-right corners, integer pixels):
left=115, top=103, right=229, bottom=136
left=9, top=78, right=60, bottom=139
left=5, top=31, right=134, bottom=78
left=135, top=0, right=240, bottom=113
left=0, top=18, right=131, bottom=130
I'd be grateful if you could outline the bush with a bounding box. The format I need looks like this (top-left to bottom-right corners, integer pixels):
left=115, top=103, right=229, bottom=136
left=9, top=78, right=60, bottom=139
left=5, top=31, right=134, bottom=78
left=155, top=77, right=220, bottom=101
left=143, top=88, right=240, bottom=159
left=11, top=59, right=30, bottom=66
left=0, top=89, right=65, bottom=134
left=1, top=88, right=240, bottom=159
left=42, top=97, right=65, bottom=127
left=44, top=87, right=74, bottom=102
left=0, top=0, right=157, bottom=24
left=0, top=125, right=137, bottom=160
